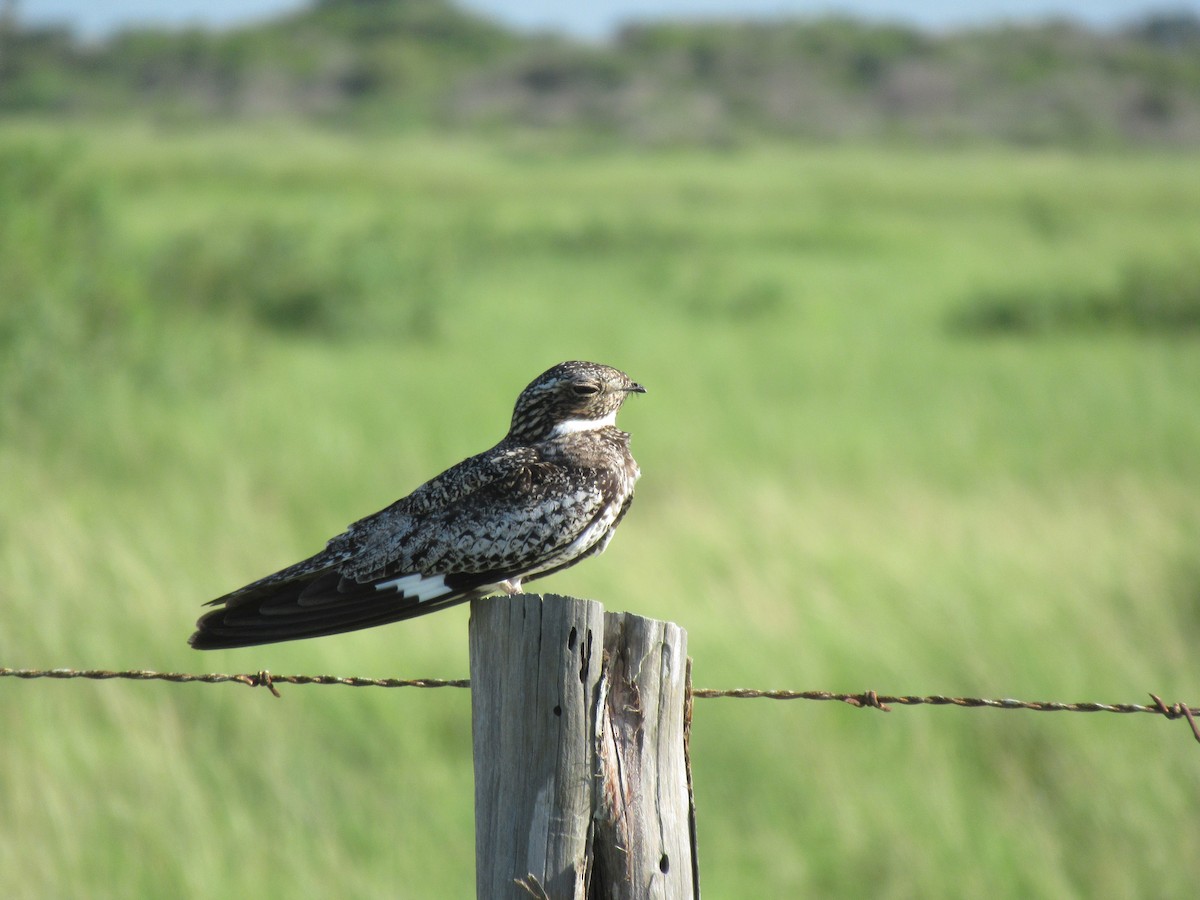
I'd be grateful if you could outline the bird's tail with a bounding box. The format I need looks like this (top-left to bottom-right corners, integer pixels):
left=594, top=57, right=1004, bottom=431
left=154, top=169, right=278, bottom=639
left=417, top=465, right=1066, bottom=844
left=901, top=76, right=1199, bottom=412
left=189, top=570, right=479, bottom=650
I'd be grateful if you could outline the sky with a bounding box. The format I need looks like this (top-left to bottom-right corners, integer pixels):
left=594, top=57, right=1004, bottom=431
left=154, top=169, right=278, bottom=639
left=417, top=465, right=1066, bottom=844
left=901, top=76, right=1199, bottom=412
left=19, top=0, right=1200, bottom=39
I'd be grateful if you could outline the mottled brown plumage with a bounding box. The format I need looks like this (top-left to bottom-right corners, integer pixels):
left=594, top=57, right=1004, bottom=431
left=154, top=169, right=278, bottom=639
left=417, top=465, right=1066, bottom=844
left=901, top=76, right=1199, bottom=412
left=190, top=361, right=644, bottom=649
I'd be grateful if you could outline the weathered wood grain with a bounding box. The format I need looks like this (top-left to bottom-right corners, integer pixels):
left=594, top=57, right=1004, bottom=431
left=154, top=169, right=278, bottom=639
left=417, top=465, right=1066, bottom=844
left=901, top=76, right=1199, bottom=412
left=469, top=594, right=698, bottom=900
left=470, top=593, right=605, bottom=900
left=592, top=611, right=696, bottom=899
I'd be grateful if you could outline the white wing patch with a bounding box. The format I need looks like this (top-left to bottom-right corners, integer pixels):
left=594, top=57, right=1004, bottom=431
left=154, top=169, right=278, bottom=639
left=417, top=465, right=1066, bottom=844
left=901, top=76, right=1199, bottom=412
left=374, top=572, right=452, bottom=603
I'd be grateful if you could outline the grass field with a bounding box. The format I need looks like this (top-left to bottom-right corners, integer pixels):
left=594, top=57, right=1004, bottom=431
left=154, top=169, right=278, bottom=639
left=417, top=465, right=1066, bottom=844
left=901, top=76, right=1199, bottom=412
left=2, top=122, right=1200, bottom=898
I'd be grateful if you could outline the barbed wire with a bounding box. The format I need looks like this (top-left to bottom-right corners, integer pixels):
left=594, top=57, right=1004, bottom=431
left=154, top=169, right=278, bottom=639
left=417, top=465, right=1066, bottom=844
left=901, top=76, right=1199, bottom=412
left=2, top=666, right=1196, bottom=743
left=0, top=667, right=467, bottom=699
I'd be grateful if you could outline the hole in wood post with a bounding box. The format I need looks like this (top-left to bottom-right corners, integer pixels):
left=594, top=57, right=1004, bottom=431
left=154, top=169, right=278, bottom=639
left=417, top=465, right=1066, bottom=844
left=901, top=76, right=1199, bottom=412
left=659, top=853, right=670, bottom=874
left=567, top=626, right=578, bottom=650
left=553, top=704, right=562, bottom=717
left=579, top=629, right=593, bottom=683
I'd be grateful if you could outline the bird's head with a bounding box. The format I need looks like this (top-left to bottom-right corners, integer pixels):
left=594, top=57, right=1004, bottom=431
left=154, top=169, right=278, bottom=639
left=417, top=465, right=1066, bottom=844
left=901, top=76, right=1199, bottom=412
left=507, top=361, right=646, bottom=444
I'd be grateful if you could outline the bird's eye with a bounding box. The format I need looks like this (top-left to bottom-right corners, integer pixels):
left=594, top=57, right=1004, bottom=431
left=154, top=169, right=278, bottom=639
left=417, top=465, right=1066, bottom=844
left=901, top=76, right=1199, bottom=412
left=571, top=383, right=600, bottom=396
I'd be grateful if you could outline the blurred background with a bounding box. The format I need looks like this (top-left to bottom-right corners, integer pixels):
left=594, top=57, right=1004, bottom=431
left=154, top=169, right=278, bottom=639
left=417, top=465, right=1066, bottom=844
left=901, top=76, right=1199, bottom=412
left=2, top=1, right=1199, bottom=897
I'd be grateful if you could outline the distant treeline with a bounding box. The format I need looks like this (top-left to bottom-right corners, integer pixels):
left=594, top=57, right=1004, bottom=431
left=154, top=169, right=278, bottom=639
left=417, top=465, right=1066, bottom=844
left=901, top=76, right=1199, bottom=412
left=3, top=0, right=1200, bottom=146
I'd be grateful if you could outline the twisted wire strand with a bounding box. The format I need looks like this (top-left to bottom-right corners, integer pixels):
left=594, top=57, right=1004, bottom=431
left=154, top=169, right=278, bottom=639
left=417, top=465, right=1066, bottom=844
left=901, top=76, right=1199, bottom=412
left=2, top=667, right=1195, bottom=741
left=0, top=667, right=468, bottom=697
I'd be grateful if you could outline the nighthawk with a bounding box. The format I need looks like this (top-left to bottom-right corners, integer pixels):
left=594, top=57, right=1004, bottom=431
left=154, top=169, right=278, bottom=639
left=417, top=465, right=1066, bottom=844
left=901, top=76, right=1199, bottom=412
left=189, top=361, right=645, bottom=649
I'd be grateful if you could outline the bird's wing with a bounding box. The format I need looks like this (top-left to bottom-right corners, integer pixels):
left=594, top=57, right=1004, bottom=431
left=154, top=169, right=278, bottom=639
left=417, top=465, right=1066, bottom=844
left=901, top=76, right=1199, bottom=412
left=350, top=459, right=614, bottom=581
left=189, top=450, right=613, bottom=648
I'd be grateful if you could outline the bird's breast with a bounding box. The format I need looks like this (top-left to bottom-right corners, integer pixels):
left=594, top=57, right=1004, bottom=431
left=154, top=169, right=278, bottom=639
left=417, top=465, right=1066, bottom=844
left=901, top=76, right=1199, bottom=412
left=544, top=429, right=638, bottom=487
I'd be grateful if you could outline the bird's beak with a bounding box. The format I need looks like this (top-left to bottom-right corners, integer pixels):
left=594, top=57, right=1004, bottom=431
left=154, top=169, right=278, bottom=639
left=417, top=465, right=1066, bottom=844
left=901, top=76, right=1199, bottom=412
left=627, top=383, right=647, bottom=394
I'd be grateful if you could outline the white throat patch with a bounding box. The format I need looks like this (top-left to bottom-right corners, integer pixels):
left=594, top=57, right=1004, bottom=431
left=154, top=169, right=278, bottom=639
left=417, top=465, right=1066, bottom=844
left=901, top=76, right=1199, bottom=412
left=549, top=409, right=617, bottom=437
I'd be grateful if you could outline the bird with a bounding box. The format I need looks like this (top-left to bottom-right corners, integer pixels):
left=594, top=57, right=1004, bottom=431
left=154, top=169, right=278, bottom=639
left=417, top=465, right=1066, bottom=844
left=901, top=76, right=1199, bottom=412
left=189, top=361, right=645, bottom=650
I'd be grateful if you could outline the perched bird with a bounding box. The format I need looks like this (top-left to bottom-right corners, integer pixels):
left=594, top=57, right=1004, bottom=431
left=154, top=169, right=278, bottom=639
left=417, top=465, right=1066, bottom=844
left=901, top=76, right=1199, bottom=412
left=189, top=361, right=645, bottom=650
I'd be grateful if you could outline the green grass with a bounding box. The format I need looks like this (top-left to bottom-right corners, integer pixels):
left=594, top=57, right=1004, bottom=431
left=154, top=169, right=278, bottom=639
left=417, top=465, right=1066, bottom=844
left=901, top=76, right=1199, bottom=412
left=2, top=121, right=1200, bottom=898
left=949, top=257, right=1200, bottom=335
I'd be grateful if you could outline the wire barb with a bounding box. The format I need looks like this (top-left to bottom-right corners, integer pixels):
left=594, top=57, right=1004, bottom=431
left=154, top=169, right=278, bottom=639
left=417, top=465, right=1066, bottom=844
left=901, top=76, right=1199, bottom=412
left=238, top=670, right=281, bottom=697
left=841, top=689, right=890, bottom=711
left=1148, top=693, right=1200, bottom=744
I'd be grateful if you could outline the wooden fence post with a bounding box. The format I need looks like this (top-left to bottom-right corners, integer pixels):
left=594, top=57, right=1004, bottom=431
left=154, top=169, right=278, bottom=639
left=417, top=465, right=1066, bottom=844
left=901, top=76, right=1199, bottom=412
left=469, top=593, right=698, bottom=900
left=592, top=610, right=696, bottom=899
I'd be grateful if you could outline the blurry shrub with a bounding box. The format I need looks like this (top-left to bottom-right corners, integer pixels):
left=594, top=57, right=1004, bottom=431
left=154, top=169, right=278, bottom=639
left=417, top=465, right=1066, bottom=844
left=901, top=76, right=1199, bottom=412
left=0, top=141, right=144, bottom=418
left=687, top=277, right=786, bottom=322
left=151, top=219, right=444, bottom=340
left=0, top=141, right=447, bottom=435
left=947, top=258, right=1200, bottom=336
left=9, top=8, right=1200, bottom=146
left=644, top=259, right=788, bottom=323
left=515, top=50, right=629, bottom=94
left=1128, top=12, right=1200, bottom=49
left=153, top=222, right=355, bottom=334
left=1020, top=193, right=1072, bottom=239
